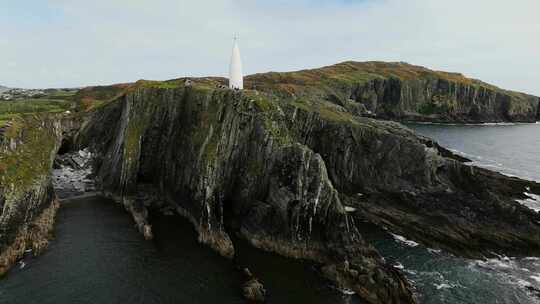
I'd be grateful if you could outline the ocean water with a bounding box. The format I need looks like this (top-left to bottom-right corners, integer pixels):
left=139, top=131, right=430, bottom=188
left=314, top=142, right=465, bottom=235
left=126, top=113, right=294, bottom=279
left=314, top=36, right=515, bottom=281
left=409, top=122, right=540, bottom=182
left=1, top=123, right=540, bottom=303
left=382, top=122, right=540, bottom=304
left=0, top=196, right=361, bottom=304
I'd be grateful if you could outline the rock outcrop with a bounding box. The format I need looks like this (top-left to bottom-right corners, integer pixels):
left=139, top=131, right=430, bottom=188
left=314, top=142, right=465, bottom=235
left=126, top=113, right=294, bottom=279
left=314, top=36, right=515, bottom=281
left=246, top=61, right=540, bottom=123
left=241, top=268, right=266, bottom=302
left=75, top=81, right=415, bottom=303
left=72, top=76, right=540, bottom=303
left=0, top=115, right=63, bottom=276
left=2, top=61, right=540, bottom=302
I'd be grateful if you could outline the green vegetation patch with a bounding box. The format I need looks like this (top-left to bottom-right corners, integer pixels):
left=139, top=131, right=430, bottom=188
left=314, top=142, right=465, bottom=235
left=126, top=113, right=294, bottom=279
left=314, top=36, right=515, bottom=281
left=290, top=98, right=359, bottom=125
left=245, top=61, right=517, bottom=101
left=0, top=99, right=71, bottom=124
left=418, top=95, right=457, bottom=115
left=74, top=84, right=131, bottom=111
left=0, top=116, right=58, bottom=193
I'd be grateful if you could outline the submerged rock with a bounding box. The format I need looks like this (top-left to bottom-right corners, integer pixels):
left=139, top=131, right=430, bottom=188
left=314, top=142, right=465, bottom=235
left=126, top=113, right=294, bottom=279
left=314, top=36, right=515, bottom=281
left=242, top=268, right=266, bottom=302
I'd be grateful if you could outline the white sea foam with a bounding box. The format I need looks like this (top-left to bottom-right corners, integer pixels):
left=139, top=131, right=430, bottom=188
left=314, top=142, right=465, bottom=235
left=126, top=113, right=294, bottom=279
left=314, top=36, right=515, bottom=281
left=517, top=193, right=540, bottom=212
left=524, top=257, right=540, bottom=261
left=391, top=233, right=419, bottom=247
left=473, top=258, right=516, bottom=270
left=393, top=262, right=405, bottom=270
left=344, top=206, right=357, bottom=212
left=339, top=288, right=356, bottom=295
left=418, top=271, right=445, bottom=280
left=530, top=275, right=540, bottom=283
left=404, top=269, right=417, bottom=275
left=427, top=248, right=442, bottom=254
left=516, top=279, right=533, bottom=288
left=434, top=283, right=455, bottom=290
left=480, top=122, right=516, bottom=126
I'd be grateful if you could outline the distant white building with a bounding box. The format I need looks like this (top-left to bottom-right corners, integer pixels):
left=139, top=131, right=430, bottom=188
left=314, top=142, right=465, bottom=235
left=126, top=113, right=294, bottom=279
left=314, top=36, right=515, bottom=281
left=228, top=37, right=243, bottom=90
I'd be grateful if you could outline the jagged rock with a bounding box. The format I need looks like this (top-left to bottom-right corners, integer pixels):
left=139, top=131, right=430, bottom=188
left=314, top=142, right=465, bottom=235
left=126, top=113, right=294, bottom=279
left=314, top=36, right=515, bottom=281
left=525, top=285, right=540, bottom=298
left=75, top=84, right=416, bottom=302
left=70, top=77, right=540, bottom=303
left=242, top=268, right=266, bottom=302
left=142, top=224, right=153, bottom=240
left=3, top=62, right=540, bottom=302
left=52, top=149, right=95, bottom=198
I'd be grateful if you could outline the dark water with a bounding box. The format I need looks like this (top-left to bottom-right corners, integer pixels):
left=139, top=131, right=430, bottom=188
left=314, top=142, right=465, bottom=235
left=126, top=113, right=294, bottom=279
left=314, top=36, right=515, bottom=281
left=2, top=123, right=540, bottom=304
left=373, top=122, right=540, bottom=304
left=0, top=196, right=359, bottom=304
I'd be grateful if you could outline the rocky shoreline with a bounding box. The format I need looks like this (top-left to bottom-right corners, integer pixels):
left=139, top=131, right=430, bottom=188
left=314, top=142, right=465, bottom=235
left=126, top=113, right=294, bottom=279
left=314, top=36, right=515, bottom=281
left=1, top=62, right=540, bottom=303
left=53, top=148, right=95, bottom=199
left=0, top=195, right=59, bottom=277
left=65, top=79, right=539, bottom=302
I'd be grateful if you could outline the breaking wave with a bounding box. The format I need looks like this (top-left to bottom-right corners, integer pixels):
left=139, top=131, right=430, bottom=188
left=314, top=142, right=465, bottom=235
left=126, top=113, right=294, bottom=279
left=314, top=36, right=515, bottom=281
left=391, top=233, right=419, bottom=247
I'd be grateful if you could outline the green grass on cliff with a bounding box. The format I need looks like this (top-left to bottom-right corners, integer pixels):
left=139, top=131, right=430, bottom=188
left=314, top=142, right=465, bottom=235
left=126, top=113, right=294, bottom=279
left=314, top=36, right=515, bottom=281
left=73, top=84, right=131, bottom=111
left=244, top=61, right=509, bottom=99
left=0, top=99, right=71, bottom=124
left=0, top=116, right=57, bottom=192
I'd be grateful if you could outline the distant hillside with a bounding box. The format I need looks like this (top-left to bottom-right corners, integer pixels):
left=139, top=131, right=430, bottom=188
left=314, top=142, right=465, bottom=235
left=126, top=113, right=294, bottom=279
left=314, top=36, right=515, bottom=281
left=245, top=61, right=540, bottom=123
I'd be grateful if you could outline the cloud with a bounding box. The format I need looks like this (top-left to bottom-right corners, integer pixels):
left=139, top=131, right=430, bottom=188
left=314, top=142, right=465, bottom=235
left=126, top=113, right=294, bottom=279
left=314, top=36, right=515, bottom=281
left=0, top=0, right=539, bottom=96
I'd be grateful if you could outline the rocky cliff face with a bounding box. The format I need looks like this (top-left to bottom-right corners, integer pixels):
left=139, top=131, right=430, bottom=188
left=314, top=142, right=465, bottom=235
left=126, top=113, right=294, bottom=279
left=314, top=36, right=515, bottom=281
left=246, top=61, right=540, bottom=123
left=2, top=61, right=538, bottom=301
left=0, top=116, right=63, bottom=276
left=75, top=82, right=414, bottom=303
left=282, top=102, right=540, bottom=258
left=72, top=76, right=540, bottom=303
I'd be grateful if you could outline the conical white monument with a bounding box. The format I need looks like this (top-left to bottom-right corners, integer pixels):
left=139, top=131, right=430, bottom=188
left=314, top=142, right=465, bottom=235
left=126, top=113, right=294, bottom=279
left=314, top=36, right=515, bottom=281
left=228, top=37, right=243, bottom=90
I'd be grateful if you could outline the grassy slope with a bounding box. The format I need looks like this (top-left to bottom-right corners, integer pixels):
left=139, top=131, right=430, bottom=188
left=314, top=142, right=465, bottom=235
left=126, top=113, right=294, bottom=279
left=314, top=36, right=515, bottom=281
left=245, top=61, right=536, bottom=100
left=0, top=99, right=71, bottom=124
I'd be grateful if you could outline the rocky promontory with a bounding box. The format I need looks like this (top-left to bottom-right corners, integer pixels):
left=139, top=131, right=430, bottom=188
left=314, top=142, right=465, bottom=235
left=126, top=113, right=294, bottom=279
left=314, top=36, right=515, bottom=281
left=71, top=76, right=540, bottom=302
left=246, top=61, right=540, bottom=123
left=1, top=61, right=540, bottom=303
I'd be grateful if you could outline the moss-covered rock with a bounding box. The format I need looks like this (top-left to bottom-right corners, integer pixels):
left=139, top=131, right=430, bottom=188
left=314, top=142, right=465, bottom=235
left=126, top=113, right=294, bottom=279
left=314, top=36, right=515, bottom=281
left=73, top=76, right=540, bottom=303
left=75, top=80, right=415, bottom=303
left=3, top=61, right=538, bottom=302
left=77, top=72, right=540, bottom=303
left=0, top=115, right=63, bottom=276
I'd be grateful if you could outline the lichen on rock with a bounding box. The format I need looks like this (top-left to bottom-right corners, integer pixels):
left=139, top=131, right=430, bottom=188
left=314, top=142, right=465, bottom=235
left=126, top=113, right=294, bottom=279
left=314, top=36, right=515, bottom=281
left=0, top=115, right=63, bottom=277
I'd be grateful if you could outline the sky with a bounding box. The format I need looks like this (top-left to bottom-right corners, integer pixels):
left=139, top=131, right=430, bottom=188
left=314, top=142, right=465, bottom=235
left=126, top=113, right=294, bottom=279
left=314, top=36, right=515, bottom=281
left=1, top=0, right=539, bottom=95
